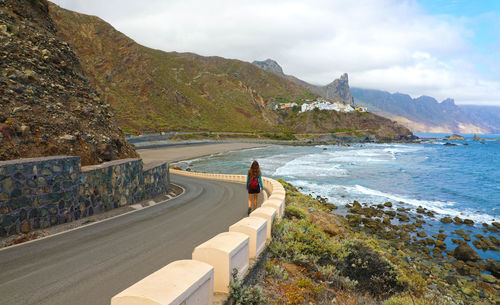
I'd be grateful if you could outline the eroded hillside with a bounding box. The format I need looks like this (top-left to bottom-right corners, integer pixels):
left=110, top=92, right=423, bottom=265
left=0, top=0, right=138, bottom=165
left=49, top=4, right=314, bottom=134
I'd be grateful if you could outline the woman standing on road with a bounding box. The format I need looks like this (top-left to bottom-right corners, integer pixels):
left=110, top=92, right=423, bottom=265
left=246, top=160, right=264, bottom=215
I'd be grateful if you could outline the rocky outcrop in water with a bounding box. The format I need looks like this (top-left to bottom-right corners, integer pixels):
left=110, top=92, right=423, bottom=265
left=0, top=0, right=138, bottom=165
left=447, top=134, right=465, bottom=140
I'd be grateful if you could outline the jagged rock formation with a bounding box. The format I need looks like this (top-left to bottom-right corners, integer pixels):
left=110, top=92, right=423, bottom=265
left=351, top=88, right=493, bottom=134
left=252, top=59, right=499, bottom=134
left=252, top=59, right=354, bottom=105
left=311, top=73, right=354, bottom=105
left=0, top=0, right=138, bottom=165
left=252, top=59, right=284, bottom=76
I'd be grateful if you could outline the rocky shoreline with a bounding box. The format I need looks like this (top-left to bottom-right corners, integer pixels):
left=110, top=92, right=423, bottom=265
left=129, top=134, right=419, bottom=150
left=230, top=180, right=499, bottom=304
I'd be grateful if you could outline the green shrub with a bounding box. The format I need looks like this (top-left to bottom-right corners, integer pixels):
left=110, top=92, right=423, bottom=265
left=336, top=240, right=402, bottom=297
left=285, top=205, right=308, bottom=219
left=270, top=219, right=335, bottom=266
left=228, top=269, right=267, bottom=305
left=261, top=132, right=297, bottom=141
left=265, top=261, right=289, bottom=280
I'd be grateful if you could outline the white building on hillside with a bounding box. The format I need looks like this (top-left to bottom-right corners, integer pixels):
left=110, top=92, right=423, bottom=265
left=300, top=101, right=355, bottom=113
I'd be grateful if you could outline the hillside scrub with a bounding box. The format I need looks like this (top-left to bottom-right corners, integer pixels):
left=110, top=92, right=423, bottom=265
left=235, top=179, right=497, bottom=304
left=49, top=3, right=414, bottom=141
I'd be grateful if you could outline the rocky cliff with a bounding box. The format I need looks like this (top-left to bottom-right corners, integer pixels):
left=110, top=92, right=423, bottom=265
left=279, top=108, right=413, bottom=140
left=311, top=73, right=354, bottom=105
left=252, top=59, right=285, bottom=76
left=252, top=59, right=499, bottom=134
left=351, top=88, right=493, bottom=134
left=0, top=0, right=138, bottom=165
left=252, top=59, right=354, bottom=105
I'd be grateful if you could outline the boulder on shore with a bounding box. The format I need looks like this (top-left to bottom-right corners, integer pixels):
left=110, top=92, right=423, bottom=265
left=453, top=243, right=482, bottom=262
left=440, top=217, right=453, bottom=224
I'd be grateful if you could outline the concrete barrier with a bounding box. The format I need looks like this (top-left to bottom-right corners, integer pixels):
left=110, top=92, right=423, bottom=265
left=268, top=194, right=285, bottom=209
left=262, top=198, right=284, bottom=218
left=229, top=217, right=267, bottom=259
left=192, top=232, right=249, bottom=293
left=270, top=189, right=286, bottom=196
left=268, top=193, right=285, bottom=201
left=249, top=207, right=276, bottom=240
left=122, top=169, right=287, bottom=304
left=111, top=260, right=214, bottom=305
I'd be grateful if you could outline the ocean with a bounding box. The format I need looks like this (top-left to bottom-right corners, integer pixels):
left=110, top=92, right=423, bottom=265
left=173, top=133, right=499, bottom=260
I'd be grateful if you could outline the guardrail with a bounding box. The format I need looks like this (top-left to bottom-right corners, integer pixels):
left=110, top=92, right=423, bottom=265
left=111, top=170, right=286, bottom=305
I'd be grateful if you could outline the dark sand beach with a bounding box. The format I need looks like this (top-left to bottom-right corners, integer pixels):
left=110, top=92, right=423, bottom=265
left=138, top=142, right=270, bottom=164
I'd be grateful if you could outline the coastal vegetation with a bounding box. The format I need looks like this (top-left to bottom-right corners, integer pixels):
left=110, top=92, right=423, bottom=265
left=232, top=179, right=499, bottom=304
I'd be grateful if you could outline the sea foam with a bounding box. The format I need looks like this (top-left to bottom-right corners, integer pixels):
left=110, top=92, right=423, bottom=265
left=292, top=179, right=496, bottom=224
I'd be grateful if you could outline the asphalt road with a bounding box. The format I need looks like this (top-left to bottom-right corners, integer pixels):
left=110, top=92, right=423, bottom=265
left=0, top=174, right=258, bottom=305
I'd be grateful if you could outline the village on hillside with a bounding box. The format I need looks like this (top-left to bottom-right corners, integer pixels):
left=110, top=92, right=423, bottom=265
left=274, top=98, right=368, bottom=113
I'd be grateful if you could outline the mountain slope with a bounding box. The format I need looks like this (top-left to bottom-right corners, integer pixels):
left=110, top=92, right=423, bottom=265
left=49, top=6, right=317, bottom=134
left=460, top=105, right=500, bottom=134
left=0, top=0, right=137, bottom=165
left=252, top=60, right=497, bottom=134
left=49, top=4, right=412, bottom=140
left=351, top=88, right=493, bottom=133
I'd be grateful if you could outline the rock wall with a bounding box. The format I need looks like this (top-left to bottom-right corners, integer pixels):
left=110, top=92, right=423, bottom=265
left=310, top=73, right=354, bottom=105
left=0, top=0, right=139, bottom=165
left=0, top=156, right=169, bottom=236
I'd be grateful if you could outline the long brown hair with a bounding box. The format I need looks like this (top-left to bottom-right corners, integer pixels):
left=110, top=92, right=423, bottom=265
left=248, top=160, right=261, bottom=177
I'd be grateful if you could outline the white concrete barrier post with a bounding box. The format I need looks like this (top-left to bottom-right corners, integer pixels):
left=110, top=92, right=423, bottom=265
left=192, top=232, right=250, bottom=293
left=262, top=198, right=284, bottom=218
left=111, top=260, right=214, bottom=305
left=229, top=217, right=267, bottom=259
left=249, top=207, right=276, bottom=240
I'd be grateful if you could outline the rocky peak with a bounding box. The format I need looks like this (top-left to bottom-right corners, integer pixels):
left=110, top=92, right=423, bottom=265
left=252, top=59, right=284, bottom=76
left=252, top=58, right=354, bottom=105
left=323, top=73, right=354, bottom=105
left=0, top=0, right=138, bottom=165
left=441, top=98, right=455, bottom=106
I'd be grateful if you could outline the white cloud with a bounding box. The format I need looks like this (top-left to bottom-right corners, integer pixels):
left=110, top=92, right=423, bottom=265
left=56, top=0, right=500, bottom=105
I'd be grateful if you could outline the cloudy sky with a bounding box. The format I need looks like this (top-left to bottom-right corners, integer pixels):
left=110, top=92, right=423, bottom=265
left=55, top=0, right=500, bottom=105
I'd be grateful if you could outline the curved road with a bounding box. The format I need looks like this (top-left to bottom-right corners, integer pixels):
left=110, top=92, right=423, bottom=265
left=0, top=174, right=257, bottom=305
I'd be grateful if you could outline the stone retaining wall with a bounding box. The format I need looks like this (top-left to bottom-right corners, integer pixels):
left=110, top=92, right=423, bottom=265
left=0, top=156, right=169, bottom=237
